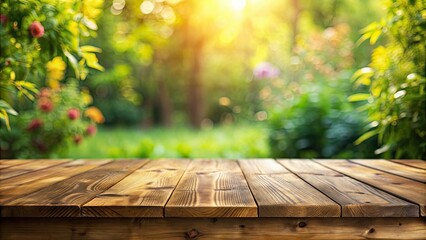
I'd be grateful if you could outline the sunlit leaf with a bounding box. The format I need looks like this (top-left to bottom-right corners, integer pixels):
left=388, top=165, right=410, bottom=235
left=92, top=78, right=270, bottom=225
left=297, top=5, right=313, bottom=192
left=64, top=51, right=80, bottom=79
left=354, top=129, right=379, bottom=145
left=81, top=45, right=102, bottom=53
left=370, top=29, right=381, bottom=45
left=0, top=100, right=18, bottom=116
left=348, top=93, right=371, bottom=102
left=82, top=52, right=104, bottom=71
left=0, top=109, right=11, bottom=130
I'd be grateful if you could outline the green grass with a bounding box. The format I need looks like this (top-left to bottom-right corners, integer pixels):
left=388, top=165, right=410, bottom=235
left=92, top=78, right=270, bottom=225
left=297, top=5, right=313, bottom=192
left=56, top=123, right=270, bottom=159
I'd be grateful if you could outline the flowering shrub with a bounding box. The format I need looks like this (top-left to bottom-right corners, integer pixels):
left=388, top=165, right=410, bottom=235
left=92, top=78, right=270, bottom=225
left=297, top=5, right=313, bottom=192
left=0, top=81, right=104, bottom=158
left=0, top=0, right=103, bottom=128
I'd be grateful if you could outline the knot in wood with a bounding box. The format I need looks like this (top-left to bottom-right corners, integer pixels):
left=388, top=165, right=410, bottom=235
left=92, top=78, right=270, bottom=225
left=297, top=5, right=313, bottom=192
left=298, top=221, right=307, bottom=228
left=186, top=228, right=200, bottom=239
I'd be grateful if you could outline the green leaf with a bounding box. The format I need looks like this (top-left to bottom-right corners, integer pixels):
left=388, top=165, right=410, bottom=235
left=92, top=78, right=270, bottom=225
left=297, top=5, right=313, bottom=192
left=348, top=93, right=371, bottom=102
left=370, top=29, right=381, bottom=45
left=351, top=67, right=373, bottom=81
left=0, top=109, right=11, bottom=131
left=355, top=129, right=379, bottom=145
left=64, top=51, right=80, bottom=79
left=0, top=100, right=18, bottom=116
left=81, top=45, right=102, bottom=53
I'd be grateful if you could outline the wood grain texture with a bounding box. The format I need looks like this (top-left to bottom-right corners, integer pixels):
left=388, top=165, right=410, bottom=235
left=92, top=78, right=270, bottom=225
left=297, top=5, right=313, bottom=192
left=317, top=160, right=426, bottom=217
left=239, top=159, right=340, bottom=217
left=390, top=160, right=426, bottom=170
left=279, top=159, right=419, bottom=217
left=0, top=160, right=69, bottom=180
left=0, top=160, right=110, bottom=204
left=0, top=160, right=33, bottom=170
left=351, top=159, right=426, bottom=183
left=2, top=217, right=425, bottom=240
left=1, top=160, right=146, bottom=217
left=166, top=159, right=257, bottom=217
left=83, top=159, right=189, bottom=217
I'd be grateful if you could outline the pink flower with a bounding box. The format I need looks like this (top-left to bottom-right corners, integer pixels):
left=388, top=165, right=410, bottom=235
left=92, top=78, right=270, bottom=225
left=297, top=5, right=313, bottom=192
left=67, top=108, right=80, bottom=120
left=27, top=119, right=43, bottom=131
left=38, top=99, right=54, bottom=112
left=0, top=15, right=7, bottom=25
left=29, top=21, right=44, bottom=38
left=253, top=62, right=280, bottom=79
left=86, top=124, right=97, bottom=136
left=73, top=135, right=83, bottom=144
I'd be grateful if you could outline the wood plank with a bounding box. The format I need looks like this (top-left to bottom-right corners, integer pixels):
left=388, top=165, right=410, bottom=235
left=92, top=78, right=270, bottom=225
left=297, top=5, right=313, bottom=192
left=0, top=160, right=110, bottom=204
left=390, top=159, right=426, bottom=170
left=165, top=159, right=257, bottom=217
left=2, top=217, right=425, bottom=240
left=351, top=159, right=426, bottom=183
left=239, top=159, right=340, bottom=217
left=1, top=160, right=147, bottom=217
left=317, top=160, right=426, bottom=217
left=0, top=160, right=33, bottom=170
left=83, top=159, right=189, bottom=217
left=0, top=159, right=69, bottom=180
left=279, top=159, right=419, bottom=217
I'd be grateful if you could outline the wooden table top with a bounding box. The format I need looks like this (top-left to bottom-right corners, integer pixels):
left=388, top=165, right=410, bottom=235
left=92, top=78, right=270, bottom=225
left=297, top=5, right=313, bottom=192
left=0, top=159, right=425, bottom=218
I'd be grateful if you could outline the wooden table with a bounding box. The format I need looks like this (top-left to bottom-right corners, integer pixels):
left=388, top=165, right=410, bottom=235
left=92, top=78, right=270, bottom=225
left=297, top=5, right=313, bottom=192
left=1, top=159, right=425, bottom=239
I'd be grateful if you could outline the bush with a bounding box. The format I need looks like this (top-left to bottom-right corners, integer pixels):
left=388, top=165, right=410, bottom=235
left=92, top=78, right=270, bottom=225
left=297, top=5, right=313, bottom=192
left=0, top=0, right=103, bottom=127
left=268, top=85, right=378, bottom=158
left=0, top=82, right=104, bottom=158
left=351, top=0, right=426, bottom=159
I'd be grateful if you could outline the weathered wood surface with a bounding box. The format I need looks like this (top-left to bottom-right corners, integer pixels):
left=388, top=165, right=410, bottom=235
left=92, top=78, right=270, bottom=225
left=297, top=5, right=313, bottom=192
left=83, top=159, right=189, bottom=217
left=165, top=159, right=257, bottom=217
left=1, top=160, right=146, bottom=217
left=0, top=160, right=34, bottom=170
left=317, top=160, right=426, bottom=217
left=351, top=159, right=426, bottom=183
left=2, top=217, right=425, bottom=240
left=390, top=159, right=426, bottom=170
left=0, top=160, right=110, bottom=204
left=0, top=158, right=425, bottom=220
left=279, top=159, right=419, bottom=217
left=239, top=159, right=340, bottom=217
left=0, top=159, right=68, bottom=180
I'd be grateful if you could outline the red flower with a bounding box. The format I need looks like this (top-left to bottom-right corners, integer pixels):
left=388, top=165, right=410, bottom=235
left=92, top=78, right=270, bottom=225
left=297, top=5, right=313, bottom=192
left=73, top=135, right=83, bottom=144
left=86, top=124, right=97, bottom=136
left=27, top=119, right=43, bottom=131
left=38, top=98, right=54, bottom=112
left=0, top=15, right=7, bottom=25
left=29, top=21, right=44, bottom=38
left=67, top=108, right=80, bottom=120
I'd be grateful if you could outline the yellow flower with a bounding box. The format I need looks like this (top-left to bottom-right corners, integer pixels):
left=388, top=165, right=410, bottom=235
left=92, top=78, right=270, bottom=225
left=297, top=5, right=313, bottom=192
left=85, top=106, right=105, bottom=123
left=46, top=57, right=66, bottom=89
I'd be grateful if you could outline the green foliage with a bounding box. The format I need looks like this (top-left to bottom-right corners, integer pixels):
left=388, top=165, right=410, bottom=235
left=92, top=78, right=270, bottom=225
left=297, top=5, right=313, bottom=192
left=0, top=82, right=101, bottom=158
left=135, top=138, right=155, bottom=158
left=268, top=85, right=378, bottom=158
left=0, top=0, right=103, bottom=128
left=352, top=0, right=426, bottom=159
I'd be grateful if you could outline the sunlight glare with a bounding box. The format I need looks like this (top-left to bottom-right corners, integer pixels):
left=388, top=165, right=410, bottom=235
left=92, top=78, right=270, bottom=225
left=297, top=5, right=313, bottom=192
left=229, top=0, right=246, bottom=12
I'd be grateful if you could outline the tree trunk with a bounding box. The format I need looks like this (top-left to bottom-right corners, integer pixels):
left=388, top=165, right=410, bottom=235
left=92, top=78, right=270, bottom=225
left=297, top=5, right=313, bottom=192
left=157, top=77, right=173, bottom=127
left=187, top=39, right=204, bottom=128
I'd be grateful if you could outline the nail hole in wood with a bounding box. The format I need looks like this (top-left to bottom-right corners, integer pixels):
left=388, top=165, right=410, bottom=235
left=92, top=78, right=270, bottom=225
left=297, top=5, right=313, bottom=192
left=239, top=224, right=245, bottom=228
left=369, top=228, right=375, bottom=234
left=298, top=222, right=307, bottom=228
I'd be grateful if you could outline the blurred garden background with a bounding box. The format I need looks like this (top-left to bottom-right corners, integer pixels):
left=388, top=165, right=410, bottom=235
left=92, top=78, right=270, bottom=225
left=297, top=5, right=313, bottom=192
left=1, top=0, right=425, bottom=159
